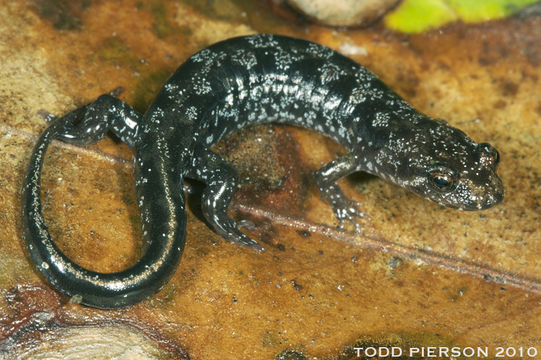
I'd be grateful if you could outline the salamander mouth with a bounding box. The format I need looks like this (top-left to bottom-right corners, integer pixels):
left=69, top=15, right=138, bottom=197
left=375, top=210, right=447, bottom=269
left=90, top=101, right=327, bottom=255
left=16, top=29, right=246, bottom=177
left=420, top=172, right=504, bottom=211
left=453, top=175, right=504, bottom=211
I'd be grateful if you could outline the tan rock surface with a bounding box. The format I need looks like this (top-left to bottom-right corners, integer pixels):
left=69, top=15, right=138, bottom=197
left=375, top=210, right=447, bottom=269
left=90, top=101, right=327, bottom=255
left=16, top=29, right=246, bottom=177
left=1, top=1, right=540, bottom=359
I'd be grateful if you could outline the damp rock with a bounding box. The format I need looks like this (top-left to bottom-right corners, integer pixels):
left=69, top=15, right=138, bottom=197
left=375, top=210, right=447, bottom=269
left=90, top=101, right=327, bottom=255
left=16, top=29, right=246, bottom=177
left=286, top=0, right=400, bottom=27
left=2, top=324, right=186, bottom=359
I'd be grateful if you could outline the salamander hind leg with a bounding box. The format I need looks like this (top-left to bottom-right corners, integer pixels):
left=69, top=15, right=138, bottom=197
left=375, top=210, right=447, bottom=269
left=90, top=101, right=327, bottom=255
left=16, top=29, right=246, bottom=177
left=54, top=94, right=142, bottom=148
left=314, top=153, right=367, bottom=232
left=188, top=146, right=265, bottom=252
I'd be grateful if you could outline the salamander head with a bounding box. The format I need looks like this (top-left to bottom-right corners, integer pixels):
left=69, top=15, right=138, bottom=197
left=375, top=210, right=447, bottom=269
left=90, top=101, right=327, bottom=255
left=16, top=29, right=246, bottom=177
left=373, top=118, right=504, bottom=210
left=420, top=141, right=503, bottom=210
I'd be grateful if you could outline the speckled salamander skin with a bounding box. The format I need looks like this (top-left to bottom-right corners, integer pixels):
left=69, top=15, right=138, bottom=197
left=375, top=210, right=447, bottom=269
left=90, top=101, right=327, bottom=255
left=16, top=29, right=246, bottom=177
left=22, top=34, right=504, bottom=308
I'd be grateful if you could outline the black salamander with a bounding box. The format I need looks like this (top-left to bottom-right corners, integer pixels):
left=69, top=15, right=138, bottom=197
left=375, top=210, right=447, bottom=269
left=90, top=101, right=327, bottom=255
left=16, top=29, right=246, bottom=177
left=22, top=34, right=504, bottom=308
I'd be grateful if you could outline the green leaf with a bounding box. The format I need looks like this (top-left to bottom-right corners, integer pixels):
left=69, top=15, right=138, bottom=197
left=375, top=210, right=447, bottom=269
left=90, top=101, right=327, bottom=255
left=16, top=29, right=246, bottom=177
left=384, top=0, right=539, bottom=33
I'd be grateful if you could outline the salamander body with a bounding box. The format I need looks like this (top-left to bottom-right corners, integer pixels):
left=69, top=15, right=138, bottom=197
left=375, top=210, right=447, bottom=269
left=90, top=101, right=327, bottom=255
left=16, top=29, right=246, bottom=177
left=22, top=34, right=504, bottom=308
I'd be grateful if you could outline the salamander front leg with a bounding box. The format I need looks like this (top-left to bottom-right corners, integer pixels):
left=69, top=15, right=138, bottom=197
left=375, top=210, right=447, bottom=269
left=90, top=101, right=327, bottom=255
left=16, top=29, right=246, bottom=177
left=188, top=146, right=265, bottom=252
left=314, top=152, right=366, bottom=231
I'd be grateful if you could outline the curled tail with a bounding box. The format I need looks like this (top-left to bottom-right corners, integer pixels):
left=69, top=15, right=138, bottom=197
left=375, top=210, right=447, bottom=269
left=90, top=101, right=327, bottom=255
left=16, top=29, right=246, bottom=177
left=22, top=117, right=186, bottom=309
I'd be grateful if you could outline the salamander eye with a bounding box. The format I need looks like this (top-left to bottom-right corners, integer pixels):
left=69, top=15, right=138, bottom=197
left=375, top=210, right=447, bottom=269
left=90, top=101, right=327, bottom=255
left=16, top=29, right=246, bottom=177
left=428, top=165, right=457, bottom=192
left=478, top=143, right=500, bottom=167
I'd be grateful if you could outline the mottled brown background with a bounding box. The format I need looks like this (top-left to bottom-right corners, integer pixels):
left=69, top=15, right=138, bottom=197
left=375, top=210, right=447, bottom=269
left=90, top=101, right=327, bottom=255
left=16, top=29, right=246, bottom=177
left=0, top=0, right=540, bottom=359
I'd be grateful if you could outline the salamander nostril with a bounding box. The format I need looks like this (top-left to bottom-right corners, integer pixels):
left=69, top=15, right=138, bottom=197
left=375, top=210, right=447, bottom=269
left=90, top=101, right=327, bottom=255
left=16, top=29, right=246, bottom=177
left=478, top=142, right=500, bottom=167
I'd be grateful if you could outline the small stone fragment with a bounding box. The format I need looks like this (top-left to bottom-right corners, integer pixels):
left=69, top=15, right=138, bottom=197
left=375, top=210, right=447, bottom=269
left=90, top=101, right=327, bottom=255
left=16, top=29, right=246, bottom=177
left=286, top=0, right=401, bottom=27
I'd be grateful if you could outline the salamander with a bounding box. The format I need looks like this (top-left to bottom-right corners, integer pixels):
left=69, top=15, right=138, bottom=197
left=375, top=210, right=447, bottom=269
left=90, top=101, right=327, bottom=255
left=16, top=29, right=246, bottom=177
left=22, top=34, right=504, bottom=308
